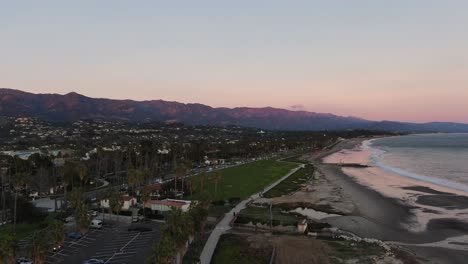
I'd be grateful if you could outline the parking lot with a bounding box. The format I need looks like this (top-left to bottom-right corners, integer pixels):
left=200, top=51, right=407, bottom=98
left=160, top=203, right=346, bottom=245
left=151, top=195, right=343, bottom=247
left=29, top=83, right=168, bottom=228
left=44, top=222, right=161, bottom=264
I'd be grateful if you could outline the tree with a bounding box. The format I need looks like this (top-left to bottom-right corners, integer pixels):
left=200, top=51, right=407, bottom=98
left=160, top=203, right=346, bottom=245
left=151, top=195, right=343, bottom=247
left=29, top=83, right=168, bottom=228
left=49, top=220, right=65, bottom=248
left=11, top=171, right=27, bottom=232
left=199, top=171, right=207, bottom=193
left=75, top=201, right=91, bottom=234
left=189, top=200, right=210, bottom=236
left=186, top=178, right=197, bottom=200
left=77, top=162, right=88, bottom=187
left=68, top=188, right=83, bottom=210
left=109, top=190, right=123, bottom=223
left=148, top=235, right=177, bottom=264
left=164, top=208, right=194, bottom=259
left=0, top=232, right=18, bottom=264
left=127, top=168, right=144, bottom=195
left=141, top=185, right=151, bottom=219
left=212, top=172, right=221, bottom=200
left=28, top=230, right=49, bottom=264
left=67, top=188, right=89, bottom=234
left=60, top=161, right=77, bottom=209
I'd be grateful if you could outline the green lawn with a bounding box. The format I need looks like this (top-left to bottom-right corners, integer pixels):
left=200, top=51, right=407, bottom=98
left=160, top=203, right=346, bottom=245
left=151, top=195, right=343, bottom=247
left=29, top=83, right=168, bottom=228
left=192, top=160, right=297, bottom=201
left=211, top=234, right=272, bottom=264
left=264, top=165, right=314, bottom=198
left=0, top=223, right=40, bottom=240
left=236, top=206, right=300, bottom=226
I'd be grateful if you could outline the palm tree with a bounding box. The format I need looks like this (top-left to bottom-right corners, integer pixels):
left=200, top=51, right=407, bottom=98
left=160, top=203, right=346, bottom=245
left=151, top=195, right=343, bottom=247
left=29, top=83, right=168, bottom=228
left=49, top=220, right=65, bottom=249
left=212, top=172, right=221, bottom=200
left=60, top=161, right=77, bottom=209
left=68, top=188, right=83, bottom=210
left=0, top=232, right=18, bottom=264
left=75, top=202, right=90, bottom=234
left=148, top=235, right=177, bottom=264
left=28, top=230, right=49, bottom=264
left=77, top=162, right=88, bottom=188
left=141, top=185, right=151, bottom=220
left=189, top=200, right=209, bottom=236
left=164, top=208, right=194, bottom=260
left=199, top=171, right=207, bottom=193
left=185, top=177, right=196, bottom=200
left=127, top=168, right=144, bottom=195
left=11, top=171, right=27, bottom=232
left=109, top=190, right=123, bottom=223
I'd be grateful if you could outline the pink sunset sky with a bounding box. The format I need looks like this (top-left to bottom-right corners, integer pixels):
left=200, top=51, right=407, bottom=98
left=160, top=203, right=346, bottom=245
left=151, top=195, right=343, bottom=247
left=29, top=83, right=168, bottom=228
left=1, top=1, right=468, bottom=123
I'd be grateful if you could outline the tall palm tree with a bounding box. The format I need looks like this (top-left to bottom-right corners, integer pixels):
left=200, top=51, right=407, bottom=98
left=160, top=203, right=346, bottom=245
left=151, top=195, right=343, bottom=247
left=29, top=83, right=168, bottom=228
left=60, top=161, right=77, bottom=209
left=75, top=202, right=90, bottom=234
left=109, top=190, right=123, bottom=223
left=164, top=208, right=194, bottom=260
left=11, top=171, right=27, bottom=232
left=148, top=236, right=176, bottom=264
left=199, top=171, right=207, bottom=193
left=0, top=232, right=18, bottom=264
left=141, top=185, right=151, bottom=220
left=77, top=162, right=88, bottom=188
left=49, top=220, right=65, bottom=249
left=186, top=178, right=197, bottom=200
left=127, top=168, right=144, bottom=195
left=28, top=230, right=49, bottom=264
left=212, top=172, right=221, bottom=200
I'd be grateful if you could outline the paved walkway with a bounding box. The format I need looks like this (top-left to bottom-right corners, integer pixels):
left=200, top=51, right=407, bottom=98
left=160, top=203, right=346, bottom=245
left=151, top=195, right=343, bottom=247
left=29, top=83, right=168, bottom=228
left=199, top=165, right=303, bottom=264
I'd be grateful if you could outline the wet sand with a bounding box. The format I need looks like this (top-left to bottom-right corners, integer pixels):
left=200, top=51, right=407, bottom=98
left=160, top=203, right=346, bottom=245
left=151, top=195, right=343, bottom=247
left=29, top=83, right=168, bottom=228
left=310, top=139, right=468, bottom=264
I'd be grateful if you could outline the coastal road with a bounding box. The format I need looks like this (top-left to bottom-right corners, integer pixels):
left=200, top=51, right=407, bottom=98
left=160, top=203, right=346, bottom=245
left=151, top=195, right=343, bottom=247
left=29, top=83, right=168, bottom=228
left=199, top=164, right=303, bottom=264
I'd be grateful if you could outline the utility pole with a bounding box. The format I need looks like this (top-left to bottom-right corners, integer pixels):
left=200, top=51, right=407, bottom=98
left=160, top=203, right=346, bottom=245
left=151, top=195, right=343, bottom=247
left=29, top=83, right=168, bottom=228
left=269, top=202, right=273, bottom=232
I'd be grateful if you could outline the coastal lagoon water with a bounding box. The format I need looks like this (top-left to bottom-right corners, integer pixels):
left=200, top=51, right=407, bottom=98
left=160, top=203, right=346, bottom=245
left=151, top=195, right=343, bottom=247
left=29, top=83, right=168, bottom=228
left=370, top=133, right=468, bottom=193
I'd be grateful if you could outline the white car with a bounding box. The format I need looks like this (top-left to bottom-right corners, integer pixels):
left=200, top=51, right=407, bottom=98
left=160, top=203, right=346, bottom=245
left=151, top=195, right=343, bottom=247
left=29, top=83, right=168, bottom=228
left=17, top=257, right=33, bottom=264
left=90, top=219, right=103, bottom=229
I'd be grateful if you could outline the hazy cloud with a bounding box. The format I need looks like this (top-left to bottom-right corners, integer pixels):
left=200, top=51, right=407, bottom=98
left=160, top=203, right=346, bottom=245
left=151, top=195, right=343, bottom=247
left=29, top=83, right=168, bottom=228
left=290, top=104, right=306, bottom=111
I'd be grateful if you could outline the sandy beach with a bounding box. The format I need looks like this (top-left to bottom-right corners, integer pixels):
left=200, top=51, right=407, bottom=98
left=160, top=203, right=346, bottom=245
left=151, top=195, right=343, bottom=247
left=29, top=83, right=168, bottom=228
left=311, top=138, right=468, bottom=264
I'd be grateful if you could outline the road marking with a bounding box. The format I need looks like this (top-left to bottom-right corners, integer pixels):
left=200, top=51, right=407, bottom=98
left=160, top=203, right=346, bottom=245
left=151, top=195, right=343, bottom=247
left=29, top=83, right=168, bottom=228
left=104, top=232, right=141, bottom=264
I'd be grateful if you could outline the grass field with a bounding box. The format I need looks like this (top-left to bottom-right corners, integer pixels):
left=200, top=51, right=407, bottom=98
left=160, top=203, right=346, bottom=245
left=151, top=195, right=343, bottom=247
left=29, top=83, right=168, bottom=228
left=235, top=205, right=300, bottom=226
left=211, top=234, right=272, bottom=264
left=264, top=165, right=314, bottom=198
left=280, top=154, right=307, bottom=164
left=192, top=160, right=297, bottom=201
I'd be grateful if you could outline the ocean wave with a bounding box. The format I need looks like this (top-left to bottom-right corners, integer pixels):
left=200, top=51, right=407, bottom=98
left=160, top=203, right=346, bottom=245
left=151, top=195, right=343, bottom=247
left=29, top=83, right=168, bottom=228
left=365, top=140, right=468, bottom=193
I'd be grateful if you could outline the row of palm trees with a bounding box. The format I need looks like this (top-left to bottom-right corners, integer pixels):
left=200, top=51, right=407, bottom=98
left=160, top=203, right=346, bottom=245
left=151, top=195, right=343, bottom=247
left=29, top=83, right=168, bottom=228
left=148, top=200, right=209, bottom=264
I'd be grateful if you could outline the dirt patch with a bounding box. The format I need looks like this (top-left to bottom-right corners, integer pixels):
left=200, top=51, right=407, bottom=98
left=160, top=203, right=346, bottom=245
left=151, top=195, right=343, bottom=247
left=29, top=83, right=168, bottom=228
left=254, top=169, right=355, bottom=215
left=247, top=233, right=333, bottom=264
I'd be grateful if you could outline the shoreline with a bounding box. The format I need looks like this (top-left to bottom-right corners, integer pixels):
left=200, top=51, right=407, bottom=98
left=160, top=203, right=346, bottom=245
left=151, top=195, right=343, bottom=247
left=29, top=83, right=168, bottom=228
left=310, top=138, right=468, bottom=263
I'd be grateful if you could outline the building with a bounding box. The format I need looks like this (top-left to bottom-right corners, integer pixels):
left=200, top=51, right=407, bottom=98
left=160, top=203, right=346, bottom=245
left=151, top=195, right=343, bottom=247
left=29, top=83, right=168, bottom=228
left=100, top=195, right=137, bottom=211
left=145, top=199, right=192, bottom=213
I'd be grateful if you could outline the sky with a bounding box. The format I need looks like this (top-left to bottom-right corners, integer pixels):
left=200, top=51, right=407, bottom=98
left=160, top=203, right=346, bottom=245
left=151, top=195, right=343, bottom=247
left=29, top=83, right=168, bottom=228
left=1, top=1, right=468, bottom=123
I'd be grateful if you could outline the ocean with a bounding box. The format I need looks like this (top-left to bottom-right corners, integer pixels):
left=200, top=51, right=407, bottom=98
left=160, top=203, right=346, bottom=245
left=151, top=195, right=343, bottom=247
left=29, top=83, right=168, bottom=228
left=369, top=133, right=468, bottom=193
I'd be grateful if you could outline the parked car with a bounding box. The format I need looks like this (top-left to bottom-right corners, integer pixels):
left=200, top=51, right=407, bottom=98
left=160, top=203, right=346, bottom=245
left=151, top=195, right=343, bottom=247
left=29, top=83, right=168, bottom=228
left=67, top=232, right=82, bottom=239
left=88, top=210, right=98, bottom=217
left=17, top=257, right=33, bottom=264
left=83, top=259, right=104, bottom=264
left=128, top=226, right=152, bottom=232
left=90, top=219, right=103, bottom=229
left=131, top=216, right=139, bottom=223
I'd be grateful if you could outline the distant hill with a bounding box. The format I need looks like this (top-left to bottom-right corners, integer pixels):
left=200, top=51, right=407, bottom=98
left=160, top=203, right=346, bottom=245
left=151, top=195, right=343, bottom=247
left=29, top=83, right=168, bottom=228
left=1, top=88, right=468, bottom=133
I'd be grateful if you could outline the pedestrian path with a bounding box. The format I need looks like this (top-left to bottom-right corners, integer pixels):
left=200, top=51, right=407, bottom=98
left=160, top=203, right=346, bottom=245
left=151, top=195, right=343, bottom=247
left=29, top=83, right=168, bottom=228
left=199, top=165, right=302, bottom=264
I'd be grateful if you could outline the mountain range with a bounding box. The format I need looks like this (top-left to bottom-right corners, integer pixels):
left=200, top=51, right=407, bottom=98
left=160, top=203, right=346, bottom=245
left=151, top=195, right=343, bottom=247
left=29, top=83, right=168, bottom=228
left=1, top=88, right=468, bottom=133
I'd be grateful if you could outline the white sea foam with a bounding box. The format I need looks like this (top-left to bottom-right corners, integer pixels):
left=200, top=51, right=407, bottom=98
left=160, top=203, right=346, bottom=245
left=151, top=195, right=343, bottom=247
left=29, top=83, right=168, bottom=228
left=366, top=138, right=468, bottom=194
